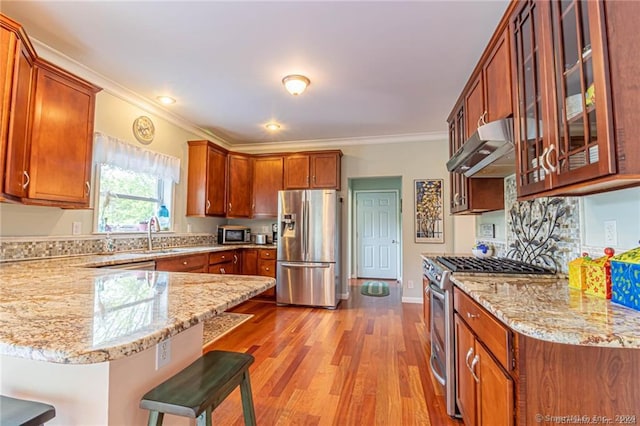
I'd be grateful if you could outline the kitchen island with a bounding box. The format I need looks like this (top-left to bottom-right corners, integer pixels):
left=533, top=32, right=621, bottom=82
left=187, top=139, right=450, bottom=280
left=0, top=253, right=275, bottom=425
left=450, top=273, right=640, bottom=425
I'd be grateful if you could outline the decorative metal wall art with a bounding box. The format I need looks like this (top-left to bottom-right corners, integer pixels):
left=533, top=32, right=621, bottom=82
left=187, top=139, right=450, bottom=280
left=414, top=179, right=444, bottom=243
left=506, top=197, right=568, bottom=273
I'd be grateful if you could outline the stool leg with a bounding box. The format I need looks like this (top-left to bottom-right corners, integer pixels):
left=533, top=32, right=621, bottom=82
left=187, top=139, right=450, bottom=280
left=147, top=411, right=164, bottom=426
left=196, top=407, right=212, bottom=426
left=239, top=371, right=256, bottom=426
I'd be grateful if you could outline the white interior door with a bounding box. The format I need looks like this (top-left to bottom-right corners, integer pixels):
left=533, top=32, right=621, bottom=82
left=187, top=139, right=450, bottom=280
left=356, top=191, right=399, bottom=279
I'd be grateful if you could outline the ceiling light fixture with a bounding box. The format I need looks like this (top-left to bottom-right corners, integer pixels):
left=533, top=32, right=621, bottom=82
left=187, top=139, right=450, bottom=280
left=265, top=122, right=281, bottom=131
left=156, top=96, right=176, bottom=105
left=282, top=74, right=310, bottom=96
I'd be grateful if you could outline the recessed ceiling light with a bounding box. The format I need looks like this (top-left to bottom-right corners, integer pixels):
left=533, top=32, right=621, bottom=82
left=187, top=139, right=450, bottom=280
left=282, top=74, right=310, bottom=96
left=265, top=122, right=281, bottom=131
left=157, top=96, right=176, bottom=105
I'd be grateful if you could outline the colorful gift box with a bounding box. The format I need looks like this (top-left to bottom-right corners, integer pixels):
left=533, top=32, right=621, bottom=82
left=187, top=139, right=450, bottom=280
left=611, top=247, right=640, bottom=311
left=583, top=248, right=615, bottom=299
left=568, top=253, right=589, bottom=290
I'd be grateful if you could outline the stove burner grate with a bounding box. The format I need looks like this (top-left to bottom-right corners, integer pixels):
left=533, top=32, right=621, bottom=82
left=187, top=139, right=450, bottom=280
left=436, top=256, right=553, bottom=274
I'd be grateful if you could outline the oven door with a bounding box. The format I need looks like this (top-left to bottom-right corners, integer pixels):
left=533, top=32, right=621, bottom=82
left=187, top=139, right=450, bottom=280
left=429, top=282, right=447, bottom=386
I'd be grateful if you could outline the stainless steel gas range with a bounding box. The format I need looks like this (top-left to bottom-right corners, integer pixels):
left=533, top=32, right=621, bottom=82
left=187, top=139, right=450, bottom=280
left=422, top=255, right=553, bottom=418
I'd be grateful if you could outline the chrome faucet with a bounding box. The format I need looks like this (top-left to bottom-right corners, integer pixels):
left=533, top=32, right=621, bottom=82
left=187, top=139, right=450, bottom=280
left=147, top=216, right=160, bottom=251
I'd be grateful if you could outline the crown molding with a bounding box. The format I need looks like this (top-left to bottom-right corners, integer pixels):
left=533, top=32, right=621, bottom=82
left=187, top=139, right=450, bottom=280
left=232, top=131, right=449, bottom=153
left=30, top=38, right=448, bottom=152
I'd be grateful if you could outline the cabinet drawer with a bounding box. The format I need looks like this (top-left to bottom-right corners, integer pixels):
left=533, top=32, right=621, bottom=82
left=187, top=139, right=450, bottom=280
left=259, top=249, right=275, bottom=260
left=209, top=262, right=233, bottom=274
left=209, top=250, right=235, bottom=265
left=258, top=259, right=276, bottom=278
left=454, top=287, right=512, bottom=371
left=156, top=253, right=208, bottom=273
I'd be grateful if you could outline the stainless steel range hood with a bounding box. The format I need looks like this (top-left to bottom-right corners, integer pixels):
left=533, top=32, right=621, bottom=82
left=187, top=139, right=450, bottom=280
left=446, top=118, right=515, bottom=178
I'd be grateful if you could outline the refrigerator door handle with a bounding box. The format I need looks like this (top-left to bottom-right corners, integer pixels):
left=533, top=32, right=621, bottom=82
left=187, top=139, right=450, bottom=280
left=280, top=262, right=330, bottom=268
left=304, top=199, right=310, bottom=258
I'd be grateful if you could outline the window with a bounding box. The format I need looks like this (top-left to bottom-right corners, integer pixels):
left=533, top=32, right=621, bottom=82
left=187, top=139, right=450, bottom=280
left=93, top=132, right=180, bottom=233
left=96, top=164, right=172, bottom=232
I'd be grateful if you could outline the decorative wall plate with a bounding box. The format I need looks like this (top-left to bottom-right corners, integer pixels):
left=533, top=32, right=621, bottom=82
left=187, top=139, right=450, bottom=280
left=132, top=116, right=155, bottom=144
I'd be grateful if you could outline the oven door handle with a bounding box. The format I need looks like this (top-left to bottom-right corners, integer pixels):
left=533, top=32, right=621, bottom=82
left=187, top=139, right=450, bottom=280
left=429, top=283, right=445, bottom=300
left=429, top=355, right=446, bottom=386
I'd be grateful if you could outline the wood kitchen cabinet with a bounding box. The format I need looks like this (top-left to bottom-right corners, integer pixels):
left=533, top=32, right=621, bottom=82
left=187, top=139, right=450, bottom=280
left=283, top=150, right=342, bottom=190
left=1, top=15, right=35, bottom=203
left=241, top=248, right=276, bottom=300
left=226, top=153, right=252, bottom=218
left=6, top=58, right=99, bottom=207
left=454, top=287, right=514, bottom=426
left=252, top=155, right=283, bottom=218
left=512, top=0, right=640, bottom=199
left=448, top=103, right=504, bottom=214
left=187, top=140, right=227, bottom=216
left=464, top=28, right=512, bottom=140
left=208, top=250, right=239, bottom=274
left=156, top=253, right=208, bottom=273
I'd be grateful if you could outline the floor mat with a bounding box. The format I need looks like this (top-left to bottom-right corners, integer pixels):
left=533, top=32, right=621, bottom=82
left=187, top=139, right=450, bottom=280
left=360, top=281, right=390, bottom=297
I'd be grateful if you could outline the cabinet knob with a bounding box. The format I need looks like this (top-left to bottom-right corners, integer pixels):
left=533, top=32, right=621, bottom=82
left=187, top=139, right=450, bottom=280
left=265, top=267, right=270, bottom=271
left=183, top=261, right=188, bottom=265
left=221, top=255, right=225, bottom=259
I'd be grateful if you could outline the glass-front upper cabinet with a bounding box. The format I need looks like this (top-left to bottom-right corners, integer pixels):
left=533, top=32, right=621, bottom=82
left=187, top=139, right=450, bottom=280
left=512, top=0, right=615, bottom=198
left=547, top=0, right=614, bottom=187
left=512, top=0, right=549, bottom=196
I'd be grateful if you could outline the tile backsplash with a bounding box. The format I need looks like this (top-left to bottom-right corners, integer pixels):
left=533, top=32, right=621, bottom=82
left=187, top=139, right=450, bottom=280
left=0, top=233, right=217, bottom=262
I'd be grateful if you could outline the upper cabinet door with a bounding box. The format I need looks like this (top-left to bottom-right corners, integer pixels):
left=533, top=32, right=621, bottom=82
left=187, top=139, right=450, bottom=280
left=464, top=75, right=485, bottom=140
left=544, top=0, right=615, bottom=187
left=227, top=153, right=252, bottom=218
left=512, top=0, right=552, bottom=197
left=252, top=155, right=283, bottom=218
left=310, top=151, right=341, bottom=190
left=283, top=154, right=310, bottom=189
left=206, top=144, right=227, bottom=216
left=24, top=61, right=98, bottom=206
left=484, top=29, right=512, bottom=122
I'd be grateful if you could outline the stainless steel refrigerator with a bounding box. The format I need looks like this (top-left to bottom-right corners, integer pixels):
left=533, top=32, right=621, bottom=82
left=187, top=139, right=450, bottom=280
left=276, top=189, right=340, bottom=309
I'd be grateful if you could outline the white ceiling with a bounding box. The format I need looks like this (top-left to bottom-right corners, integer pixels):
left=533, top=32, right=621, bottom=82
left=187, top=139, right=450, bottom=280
left=3, top=1, right=509, bottom=146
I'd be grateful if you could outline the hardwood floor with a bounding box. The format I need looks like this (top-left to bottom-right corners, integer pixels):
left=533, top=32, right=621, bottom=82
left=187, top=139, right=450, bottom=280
left=205, top=279, right=463, bottom=425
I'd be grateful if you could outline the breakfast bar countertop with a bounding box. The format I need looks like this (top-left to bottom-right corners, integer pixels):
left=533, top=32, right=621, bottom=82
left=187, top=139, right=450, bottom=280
left=451, top=273, right=640, bottom=349
left=0, top=249, right=275, bottom=364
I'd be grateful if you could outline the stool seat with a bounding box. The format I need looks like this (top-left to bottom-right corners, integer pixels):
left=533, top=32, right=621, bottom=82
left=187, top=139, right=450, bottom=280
left=0, top=395, right=56, bottom=426
left=140, top=350, right=256, bottom=425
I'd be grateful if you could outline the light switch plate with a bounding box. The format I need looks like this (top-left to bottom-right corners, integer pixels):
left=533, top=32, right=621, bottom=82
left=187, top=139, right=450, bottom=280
left=72, top=222, right=81, bottom=235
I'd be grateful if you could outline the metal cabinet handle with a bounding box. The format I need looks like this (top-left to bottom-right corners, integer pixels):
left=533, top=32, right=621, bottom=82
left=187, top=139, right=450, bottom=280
left=477, top=111, right=487, bottom=128
left=22, top=171, right=30, bottom=189
left=467, top=312, right=480, bottom=319
left=546, top=144, right=558, bottom=173
left=539, top=147, right=550, bottom=175
left=465, top=347, right=474, bottom=369
left=233, top=254, right=238, bottom=263
left=206, top=200, right=211, bottom=211
left=85, top=181, right=91, bottom=196
left=220, top=268, right=226, bottom=274
left=228, top=202, right=232, bottom=211
left=470, top=354, right=480, bottom=383
left=453, top=193, right=460, bottom=207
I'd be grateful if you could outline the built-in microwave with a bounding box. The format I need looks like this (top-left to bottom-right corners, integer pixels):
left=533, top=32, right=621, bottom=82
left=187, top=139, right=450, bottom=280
left=217, top=225, right=251, bottom=244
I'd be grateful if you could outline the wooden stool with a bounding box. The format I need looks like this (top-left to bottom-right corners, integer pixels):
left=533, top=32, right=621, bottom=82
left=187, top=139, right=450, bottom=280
left=140, top=350, right=256, bottom=426
left=0, top=395, right=56, bottom=426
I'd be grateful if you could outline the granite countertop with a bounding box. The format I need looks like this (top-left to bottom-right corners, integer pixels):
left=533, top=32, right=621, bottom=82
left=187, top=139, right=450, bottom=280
left=0, top=246, right=276, bottom=364
left=421, top=254, right=640, bottom=349
left=452, top=274, right=640, bottom=349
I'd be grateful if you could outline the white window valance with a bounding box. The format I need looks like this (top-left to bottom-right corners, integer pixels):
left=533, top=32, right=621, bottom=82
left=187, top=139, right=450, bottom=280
left=93, top=132, right=181, bottom=183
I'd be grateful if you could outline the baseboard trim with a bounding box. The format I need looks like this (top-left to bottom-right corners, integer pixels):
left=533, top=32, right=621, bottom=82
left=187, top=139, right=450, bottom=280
left=402, top=297, right=423, bottom=304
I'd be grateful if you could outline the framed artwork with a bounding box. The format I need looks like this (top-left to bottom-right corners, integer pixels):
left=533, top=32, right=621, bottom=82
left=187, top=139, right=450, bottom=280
left=414, top=179, right=444, bottom=243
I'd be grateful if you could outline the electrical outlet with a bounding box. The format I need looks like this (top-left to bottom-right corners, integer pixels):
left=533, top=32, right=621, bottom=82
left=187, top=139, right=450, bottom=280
left=604, top=220, right=617, bottom=246
left=72, top=222, right=81, bottom=235
left=407, top=280, right=414, bottom=289
left=156, top=338, right=171, bottom=370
